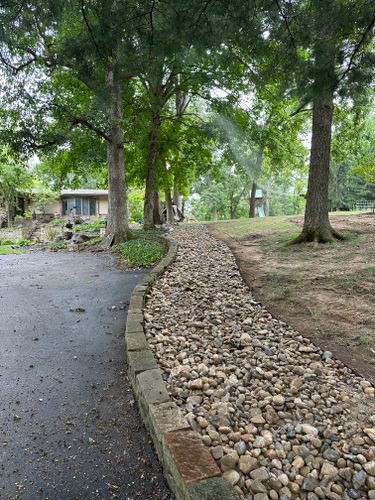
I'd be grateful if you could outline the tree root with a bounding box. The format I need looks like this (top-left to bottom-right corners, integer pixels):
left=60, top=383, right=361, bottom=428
left=292, top=226, right=345, bottom=245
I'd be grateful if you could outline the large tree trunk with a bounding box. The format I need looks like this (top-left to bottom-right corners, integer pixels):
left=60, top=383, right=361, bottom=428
left=294, top=97, right=342, bottom=243
left=105, top=68, right=129, bottom=245
left=153, top=189, right=162, bottom=225
left=165, top=186, right=174, bottom=224
left=143, top=112, right=161, bottom=229
left=249, top=181, right=257, bottom=218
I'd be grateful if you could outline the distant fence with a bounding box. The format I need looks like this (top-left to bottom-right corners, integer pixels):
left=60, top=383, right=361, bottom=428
left=355, top=200, right=375, bottom=212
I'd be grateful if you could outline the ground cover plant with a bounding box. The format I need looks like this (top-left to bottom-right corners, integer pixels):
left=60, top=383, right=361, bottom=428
left=113, top=239, right=164, bottom=267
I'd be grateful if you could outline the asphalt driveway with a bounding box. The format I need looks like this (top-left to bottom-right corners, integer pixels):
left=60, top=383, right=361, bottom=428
left=0, top=250, right=171, bottom=500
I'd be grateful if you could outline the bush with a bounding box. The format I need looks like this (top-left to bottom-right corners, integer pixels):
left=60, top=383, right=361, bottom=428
left=16, top=239, right=31, bottom=246
left=113, top=239, right=164, bottom=267
left=81, top=237, right=103, bottom=247
left=49, top=241, right=68, bottom=250
left=49, top=217, right=67, bottom=226
left=45, top=226, right=60, bottom=241
left=0, top=238, right=15, bottom=245
left=75, top=220, right=106, bottom=232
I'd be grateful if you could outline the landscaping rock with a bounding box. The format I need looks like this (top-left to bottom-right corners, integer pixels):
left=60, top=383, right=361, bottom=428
left=144, top=225, right=375, bottom=499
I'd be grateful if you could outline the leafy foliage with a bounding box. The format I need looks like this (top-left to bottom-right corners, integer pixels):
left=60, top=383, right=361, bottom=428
left=113, top=239, right=164, bottom=267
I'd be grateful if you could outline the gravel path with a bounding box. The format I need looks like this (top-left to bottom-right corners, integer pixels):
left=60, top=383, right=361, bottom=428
left=0, top=251, right=171, bottom=500
left=145, top=225, right=375, bottom=500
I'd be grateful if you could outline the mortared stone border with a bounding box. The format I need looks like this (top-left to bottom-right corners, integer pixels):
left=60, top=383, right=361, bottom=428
left=125, top=235, right=240, bottom=500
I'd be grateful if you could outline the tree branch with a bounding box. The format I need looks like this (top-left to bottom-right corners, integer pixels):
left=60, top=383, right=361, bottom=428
left=274, top=0, right=297, bottom=50
left=337, top=13, right=375, bottom=86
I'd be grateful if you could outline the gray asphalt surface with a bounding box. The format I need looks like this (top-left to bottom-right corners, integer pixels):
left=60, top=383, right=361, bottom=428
left=0, top=250, right=172, bottom=500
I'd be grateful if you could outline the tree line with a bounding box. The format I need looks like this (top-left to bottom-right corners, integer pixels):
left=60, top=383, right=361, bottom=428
left=0, top=0, right=374, bottom=243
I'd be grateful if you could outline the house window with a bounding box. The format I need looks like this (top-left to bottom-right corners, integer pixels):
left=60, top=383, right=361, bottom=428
left=62, top=198, right=96, bottom=216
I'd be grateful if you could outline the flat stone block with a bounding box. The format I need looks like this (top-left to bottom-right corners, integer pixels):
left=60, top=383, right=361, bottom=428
left=126, top=316, right=144, bottom=334
left=164, top=430, right=220, bottom=484
left=129, top=294, right=144, bottom=310
left=126, top=330, right=148, bottom=351
left=136, top=368, right=170, bottom=406
left=149, top=401, right=190, bottom=435
left=133, top=284, right=148, bottom=295
left=128, top=349, right=158, bottom=384
left=126, top=310, right=143, bottom=327
left=187, top=477, right=240, bottom=500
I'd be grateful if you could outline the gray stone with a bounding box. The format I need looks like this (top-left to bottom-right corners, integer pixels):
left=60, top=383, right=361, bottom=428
left=234, top=441, right=247, bottom=456
left=136, top=368, right=169, bottom=407
left=322, top=448, right=340, bottom=462
left=222, top=469, right=240, bottom=486
left=250, top=467, right=270, bottom=482
left=127, top=349, right=158, bottom=384
left=250, top=479, right=268, bottom=493
left=126, top=330, right=148, bottom=351
left=302, top=475, right=320, bottom=492
left=352, top=469, right=367, bottom=490
left=186, top=477, right=241, bottom=500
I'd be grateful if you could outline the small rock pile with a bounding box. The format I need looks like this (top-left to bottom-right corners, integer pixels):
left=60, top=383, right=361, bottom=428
left=144, top=225, right=375, bottom=500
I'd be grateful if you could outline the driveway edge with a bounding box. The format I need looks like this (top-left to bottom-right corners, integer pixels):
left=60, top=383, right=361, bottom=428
left=125, top=236, right=240, bottom=500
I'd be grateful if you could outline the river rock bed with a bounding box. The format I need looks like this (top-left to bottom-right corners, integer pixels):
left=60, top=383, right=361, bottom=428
left=144, top=225, right=375, bottom=500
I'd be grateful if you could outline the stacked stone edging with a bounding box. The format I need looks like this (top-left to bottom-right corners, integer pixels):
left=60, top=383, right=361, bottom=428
left=125, top=236, right=240, bottom=500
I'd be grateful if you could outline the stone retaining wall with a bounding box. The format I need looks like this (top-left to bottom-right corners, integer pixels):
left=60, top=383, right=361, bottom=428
left=125, top=236, right=240, bottom=500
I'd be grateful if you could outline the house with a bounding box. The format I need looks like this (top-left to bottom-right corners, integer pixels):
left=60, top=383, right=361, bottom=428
left=27, top=189, right=109, bottom=218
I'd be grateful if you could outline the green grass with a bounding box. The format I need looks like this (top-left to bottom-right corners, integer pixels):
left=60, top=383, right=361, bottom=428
left=210, top=211, right=371, bottom=239
left=113, top=239, right=164, bottom=267
left=0, top=245, right=24, bottom=254
left=0, top=238, right=31, bottom=248
left=211, top=215, right=298, bottom=237
left=75, top=220, right=106, bottom=231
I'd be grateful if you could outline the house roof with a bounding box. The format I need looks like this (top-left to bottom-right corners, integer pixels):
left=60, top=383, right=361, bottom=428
left=60, top=189, right=108, bottom=197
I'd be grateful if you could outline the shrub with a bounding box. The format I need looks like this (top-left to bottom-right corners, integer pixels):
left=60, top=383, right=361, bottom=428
left=113, top=239, right=164, bottom=267
left=45, top=226, right=60, bottom=241
left=75, top=220, right=106, bottom=232
left=49, top=241, right=68, bottom=250
left=16, top=239, right=31, bottom=246
left=0, top=238, right=15, bottom=245
left=49, top=217, right=67, bottom=226
left=81, top=237, right=103, bottom=247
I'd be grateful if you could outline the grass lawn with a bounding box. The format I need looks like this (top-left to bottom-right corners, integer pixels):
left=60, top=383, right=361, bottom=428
left=0, top=245, right=24, bottom=254
left=209, top=215, right=297, bottom=237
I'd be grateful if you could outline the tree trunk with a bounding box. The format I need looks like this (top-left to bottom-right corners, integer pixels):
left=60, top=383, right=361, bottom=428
left=7, top=200, right=12, bottom=228
left=165, top=186, right=174, bottom=224
left=294, top=97, right=342, bottom=243
left=249, top=181, right=257, bottom=218
left=153, top=189, right=162, bottom=225
left=143, top=112, right=161, bottom=229
left=105, top=68, right=129, bottom=245
left=265, top=193, right=270, bottom=217
left=173, top=176, right=183, bottom=211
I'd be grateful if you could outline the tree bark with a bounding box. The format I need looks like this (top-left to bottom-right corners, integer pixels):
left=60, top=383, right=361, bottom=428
left=249, top=181, right=257, bottom=218
left=294, top=97, right=343, bottom=243
left=153, top=189, right=162, bottom=225
left=105, top=68, right=129, bottom=245
left=143, top=112, right=161, bottom=229
left=165, top=186, right=174, bottom=224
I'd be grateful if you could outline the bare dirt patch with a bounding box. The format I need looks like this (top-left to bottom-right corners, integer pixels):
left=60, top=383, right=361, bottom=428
left=210, top=213, right=375, bottom=384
